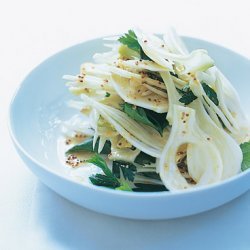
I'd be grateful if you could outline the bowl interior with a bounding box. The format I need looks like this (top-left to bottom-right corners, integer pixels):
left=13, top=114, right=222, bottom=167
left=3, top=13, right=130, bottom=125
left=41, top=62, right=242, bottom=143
left=10, top=37, right=250, bottom=182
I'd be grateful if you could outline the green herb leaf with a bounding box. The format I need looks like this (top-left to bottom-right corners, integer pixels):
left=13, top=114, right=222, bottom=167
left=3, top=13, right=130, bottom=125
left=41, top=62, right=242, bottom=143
left=66, top=137, right=111, bottom=155
left=122, top=102, right=168, bottom=135
left=89, top=174, right=120, bottom=188
left=240, top=141, right=250, bottom=171
left=202, top=82, right=219, bottom=106
left=137, top=172, right=161, bottom=180
left=118, top=30, right=141, bottom=53
left=178, top=87, right=197, bottom=105
left=134, top=152, right=156, bottom=165
left=145, top=109, right=169, bottom=134
left=105, top=92, right=111, bottom=97
left=118, top=30, right=151, bottom=61
left=112, top=161, right=137, bottom=181
left=88, top=154, right=121, bottom=188
left=133, top=183, right=168, bottom=192
left=87, top=154, right=113, bottom=177
left=88, top=155, right=133, bottom=190
left=178, top=82, right=219, bottom=106
left=122, top=103, right=156, bottom=131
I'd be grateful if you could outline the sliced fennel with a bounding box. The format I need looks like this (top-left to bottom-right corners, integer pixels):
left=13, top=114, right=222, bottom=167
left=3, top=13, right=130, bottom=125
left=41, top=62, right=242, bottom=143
left=112, top=74, right=168, bottom=113
left=80, top=93, right=166, bottom=157
left=117, top=59, right=167, bottom=72
left=63, top=28, right=250, bottom=192
left=160, top=71, right=181, bottom=124
left=190, top=100, right=242, bottom=179
left=159, top=105, right=223, bottom=190
left=134, top=29, right=214, bottom=75
left=109, top=136, right=140, bottom=163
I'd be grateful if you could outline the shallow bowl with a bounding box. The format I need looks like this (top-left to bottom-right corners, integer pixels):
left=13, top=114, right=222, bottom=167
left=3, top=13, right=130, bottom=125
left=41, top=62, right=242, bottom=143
left=9, top=36, right=250, bottom=220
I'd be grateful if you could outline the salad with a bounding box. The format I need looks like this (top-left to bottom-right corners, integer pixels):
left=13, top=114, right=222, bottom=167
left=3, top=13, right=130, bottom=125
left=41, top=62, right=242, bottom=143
left=62, top=28, right=250, bottom=192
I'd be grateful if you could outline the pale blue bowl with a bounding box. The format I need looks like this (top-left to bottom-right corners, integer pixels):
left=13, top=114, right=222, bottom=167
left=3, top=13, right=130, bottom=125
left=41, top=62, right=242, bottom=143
left=9, top=37, right=250, bottom=220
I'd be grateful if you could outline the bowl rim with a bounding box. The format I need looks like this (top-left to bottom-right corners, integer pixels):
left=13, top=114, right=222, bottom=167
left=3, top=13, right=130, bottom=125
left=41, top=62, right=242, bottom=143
left=8, top=35, right=250, bottom=198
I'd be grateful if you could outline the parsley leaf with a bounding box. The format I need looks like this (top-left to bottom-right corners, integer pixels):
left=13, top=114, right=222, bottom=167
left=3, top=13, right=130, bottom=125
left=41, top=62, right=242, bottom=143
left=87, top=154, right=114, bottom=177
left=202, top=82, right=219, bottom=106
left=137, top=172, right=161, bottom=180
left=122, top=102, right=168, bottom=136
left=89, top=174, right=120, bottom=188
left=145, top=109, right=169, bottom=134
left=118, top=30, right=141, bottom=53
left=122, top=103, right=151, bottom=126
left=178, top=82, right=219, bottom=106
left=240, top=142, right=250, bottom=171
left=118, top=30, right=151, bottom=61
left=88, top=155, right=167, bottom=192
left=178, top=87, right=197, bottom=105
left=133, top=183, right=168, bottom=192
left=134, top=151, right=156, bottom=165
left=105, top=92, right=110, bottom=97
left=112, top=161, right=137, bottom=181
left=66, top=137, right=111, bottom=155
left=88, top=155, right=132, bottom=190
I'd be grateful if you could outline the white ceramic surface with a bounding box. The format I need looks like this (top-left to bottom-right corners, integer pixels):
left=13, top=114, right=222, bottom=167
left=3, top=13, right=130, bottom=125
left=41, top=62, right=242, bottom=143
left=9, top=37, right=250, bottom=220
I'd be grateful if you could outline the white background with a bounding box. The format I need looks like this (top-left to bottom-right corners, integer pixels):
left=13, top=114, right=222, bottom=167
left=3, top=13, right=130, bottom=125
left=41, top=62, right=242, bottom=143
left=0, top=0, right=250, bottom=249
